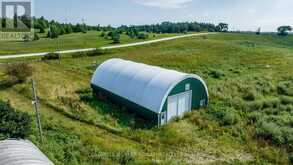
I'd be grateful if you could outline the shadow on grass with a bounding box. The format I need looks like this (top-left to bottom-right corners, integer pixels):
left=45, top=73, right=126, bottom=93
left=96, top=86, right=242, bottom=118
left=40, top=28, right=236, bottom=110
left=0, top=80, right=15, bottom=91
left=76, top=88, right=156, bottom=130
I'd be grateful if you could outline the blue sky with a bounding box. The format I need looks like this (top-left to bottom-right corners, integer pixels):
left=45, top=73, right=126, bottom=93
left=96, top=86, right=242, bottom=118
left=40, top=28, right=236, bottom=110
left=34, top=0, right=293, bottom=32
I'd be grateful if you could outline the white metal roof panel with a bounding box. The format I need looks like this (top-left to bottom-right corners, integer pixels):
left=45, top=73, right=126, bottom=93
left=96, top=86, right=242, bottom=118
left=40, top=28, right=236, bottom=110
left=91, top=58, right=207, bottom=113
left=0, top=140, right=54, bottom=165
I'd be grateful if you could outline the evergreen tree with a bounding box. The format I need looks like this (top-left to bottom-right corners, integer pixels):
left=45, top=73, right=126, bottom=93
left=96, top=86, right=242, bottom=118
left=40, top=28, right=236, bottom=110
left=277, top=26, right=292, bottom=36
left=111, top=32, right=120, bottom=44
left=47, top=25, right=59, bottom=38
left=216, top=23, right=229, bottom=32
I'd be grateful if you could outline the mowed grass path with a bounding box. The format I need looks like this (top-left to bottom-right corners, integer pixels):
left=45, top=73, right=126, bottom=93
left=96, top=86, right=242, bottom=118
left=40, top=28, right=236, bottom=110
left=0, top=33, right=292, bottom=164
left=0, top=31, right=177, bottom=55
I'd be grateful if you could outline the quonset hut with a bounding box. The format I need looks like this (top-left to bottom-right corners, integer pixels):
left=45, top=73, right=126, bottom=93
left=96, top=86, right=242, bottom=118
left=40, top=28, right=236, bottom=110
left=91, top=59, right=208, bottom=125
left=0, top=139, right=54, bottom=165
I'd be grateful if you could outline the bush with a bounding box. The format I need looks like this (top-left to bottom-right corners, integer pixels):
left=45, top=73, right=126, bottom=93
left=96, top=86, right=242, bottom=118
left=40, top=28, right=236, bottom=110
left=247, top=112, right=262, bottom=124
left=263, top=98, right=280, bottom=109
left=115, top=150, right=135, bottom=165
left=70, top=49, right=108, bottom=58
left=42, top=53, right=60, bottom=60
left=5, top=63, right=33, bottom=84
left=221, top=110, right=241, bottom=126
left=256, top=120, right=293, bottom=148
left=0, top=101, right=32, bottom=139
left=242, top=89, right=257, bottom=101
left=112, top=33, right=120, bottom=44
left=71, top=52, right=85, bottom=58
left=209, top=70, right=225, bottom=79
left=256, top=120, right=284, bottom=145
left=205, top=105, right=240, bottom=126
left=100, top=32, right=105, bottom=37
left=278, top=81, right=293, bottom=96
left=86, top=49, right=108, bottom=57
left=289, top=153, right=293, bottom=165
left=33, top=33, right=40, bottom=41
left=137, top=33, right=149, bottom=39
left=280, top=96, right=293, bottom=105
left=245, top=100, right=264, bottom=112
left=47, top=25, right=59, bottom=38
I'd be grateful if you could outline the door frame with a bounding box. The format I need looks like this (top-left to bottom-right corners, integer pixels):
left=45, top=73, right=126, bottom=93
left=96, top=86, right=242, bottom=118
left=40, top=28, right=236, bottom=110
left=166, top=90, right=192, bottom=122
left=177, top=90, right=192, bottom=115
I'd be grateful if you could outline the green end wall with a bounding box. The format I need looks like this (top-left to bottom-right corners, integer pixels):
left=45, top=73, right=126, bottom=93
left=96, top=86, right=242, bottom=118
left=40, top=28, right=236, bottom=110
left=161, top=78, right=209, bottom=113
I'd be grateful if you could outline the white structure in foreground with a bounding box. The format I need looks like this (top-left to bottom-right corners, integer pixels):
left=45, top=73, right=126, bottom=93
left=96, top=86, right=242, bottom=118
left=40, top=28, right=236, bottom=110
left=0, top=139, right=54, bottom=165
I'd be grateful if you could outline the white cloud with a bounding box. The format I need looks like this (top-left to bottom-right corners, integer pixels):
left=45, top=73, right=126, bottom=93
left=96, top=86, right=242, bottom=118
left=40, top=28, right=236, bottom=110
left=247, top=9, right=256, bottom=14
left=134, top=0, right=193, bottom=9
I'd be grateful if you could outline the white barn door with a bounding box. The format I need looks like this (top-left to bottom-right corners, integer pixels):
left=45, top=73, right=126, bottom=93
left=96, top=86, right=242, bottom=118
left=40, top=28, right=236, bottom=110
left=167, top=95, right=178, bottom=122
left=167, top=91, right=192, bottom=122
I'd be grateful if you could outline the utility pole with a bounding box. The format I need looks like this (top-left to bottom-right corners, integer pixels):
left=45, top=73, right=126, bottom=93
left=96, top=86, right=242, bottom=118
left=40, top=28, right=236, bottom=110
left=31, top=80, right=43, bottom=143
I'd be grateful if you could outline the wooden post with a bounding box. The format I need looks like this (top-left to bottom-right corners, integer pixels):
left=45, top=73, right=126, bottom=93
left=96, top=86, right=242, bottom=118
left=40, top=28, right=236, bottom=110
left=32, top=80, right=43, bottom=142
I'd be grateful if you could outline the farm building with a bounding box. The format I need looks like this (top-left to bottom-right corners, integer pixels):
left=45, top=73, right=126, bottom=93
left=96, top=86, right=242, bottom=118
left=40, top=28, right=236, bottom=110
left=91, top=58, right=209, bottom=125
left=0, top=139, right=54, bottom=165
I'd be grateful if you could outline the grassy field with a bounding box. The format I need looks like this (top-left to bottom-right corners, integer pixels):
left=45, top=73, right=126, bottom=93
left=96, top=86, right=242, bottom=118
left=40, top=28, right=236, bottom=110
left=0, top=33, right=292, bottom=164
left=0, top=31, right=177, bottom=55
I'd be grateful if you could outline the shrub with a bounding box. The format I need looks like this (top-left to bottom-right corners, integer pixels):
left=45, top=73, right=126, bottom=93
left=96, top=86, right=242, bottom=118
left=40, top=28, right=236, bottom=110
left=289, top=153, right=293, bottom=165
left=245, top=100, right=264, bottom=112
left=221, top=110, right=241, bottom=126
left=205, top=105, right=240, bottom=126
left=0, top=101, right=32, bottom=139
left=278, top=81, right=293, bottom=96
left=33, top=33, right=40, bottom=41
left=112, top=33, right=120, bottom=44
left=209, top=70, right=225, bottom=79
left=42, top=53, right=60, bottom=60
left=256, top=120, right=293, bottom=148
left=100, top=32, right=105, bottom=37
left=263, top=98, right=280, bottom=109
left=71, top=52, right=85, bottom=58
left=111, top=150, right=134, bottom=165
left=5, top=63, right=33, bottom=84
left=242, top=89, right=257, bottom=101
left=47, top=25, right=59, bottom=38
left=86, top=49, right=108, bottom=57
left=71, top=49, right=108, bottom=58
left=256, top=120, right=284, bottom=145
left=247, top=112, right=262, bottom=124
left=137, top=33, right=149, bottom=39
left=280, top=96, right=293, bottom=105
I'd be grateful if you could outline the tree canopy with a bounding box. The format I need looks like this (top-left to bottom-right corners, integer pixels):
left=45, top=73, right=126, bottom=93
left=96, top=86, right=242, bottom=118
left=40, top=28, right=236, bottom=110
left=216, top=23, right=229, bottom=32
left=277, top=26, right=292, bottom=36
left=0, top=101, right=32, bottom=140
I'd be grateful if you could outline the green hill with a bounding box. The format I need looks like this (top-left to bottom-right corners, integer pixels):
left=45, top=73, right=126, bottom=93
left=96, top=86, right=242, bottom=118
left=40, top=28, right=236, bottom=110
left=0, top=33, right=292, bottom=164
left=0, top=31, right=176, bottom=55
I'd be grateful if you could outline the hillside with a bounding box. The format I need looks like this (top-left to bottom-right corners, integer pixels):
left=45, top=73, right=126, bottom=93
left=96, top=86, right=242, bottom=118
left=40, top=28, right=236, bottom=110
left=0, top=33, right=292, bottom=164
left=0, top=31, right=176, bottom=55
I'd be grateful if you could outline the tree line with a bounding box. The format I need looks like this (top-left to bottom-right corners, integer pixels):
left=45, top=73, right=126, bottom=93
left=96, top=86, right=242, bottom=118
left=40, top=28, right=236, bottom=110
left=2, top=16, right=292, bottom=40
left=28, top=17, right=230, bottom=39
left=118, top=22, right=228, bottom=34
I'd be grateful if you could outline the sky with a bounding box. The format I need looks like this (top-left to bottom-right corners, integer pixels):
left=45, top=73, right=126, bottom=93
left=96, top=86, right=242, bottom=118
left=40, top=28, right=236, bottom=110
left=31, top=0, right=293, bottom=32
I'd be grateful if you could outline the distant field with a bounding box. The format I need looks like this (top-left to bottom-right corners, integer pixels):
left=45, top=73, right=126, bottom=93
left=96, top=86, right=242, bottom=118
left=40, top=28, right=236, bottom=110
left=0, top=33, right=292, bottom=164
left=0, top=31, right=178, bottom=55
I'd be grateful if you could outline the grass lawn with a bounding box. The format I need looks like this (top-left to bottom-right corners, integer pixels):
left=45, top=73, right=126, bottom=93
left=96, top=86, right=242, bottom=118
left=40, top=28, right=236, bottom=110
left=0, top=33, right=292, bottom=164
left=0, top=31, right=178, bottom=55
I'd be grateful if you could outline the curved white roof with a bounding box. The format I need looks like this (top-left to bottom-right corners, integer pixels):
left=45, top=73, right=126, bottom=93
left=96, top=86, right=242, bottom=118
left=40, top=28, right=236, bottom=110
left=91, top=58, right=208, bottom=113
left=0, top=140, right=54, bottom=165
